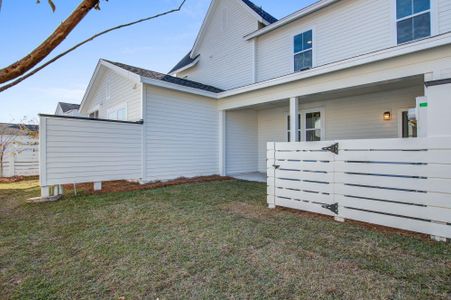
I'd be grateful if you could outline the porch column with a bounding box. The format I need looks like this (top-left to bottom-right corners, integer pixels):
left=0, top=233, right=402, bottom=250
left=219, top=110, right=226, bottom=176
left=289, top=97, right=300, bottom=142
left=424, top=73, right=451, bottom=137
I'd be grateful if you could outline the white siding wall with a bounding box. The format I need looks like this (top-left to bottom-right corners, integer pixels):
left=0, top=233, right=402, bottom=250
left=438, top=0, right=451, bottom=33
left=41, top=117, right=142, bottom=185
left=80, top=68, right=141, bottom=121
left=145, top=86, right=219, bottom=181
left=177, top=0, right=258, bottom=90
left=226, top=109, right=258, bottom=174
left=256, top=86, right=422, bottom=172
left=256, top=0, right=451, bottom=82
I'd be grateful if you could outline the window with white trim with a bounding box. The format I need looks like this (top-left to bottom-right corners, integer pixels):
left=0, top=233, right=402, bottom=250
left=107, top=103, right=127, bottom=121
left=293, top=30, right=313, bottom=72
left=286, top=109, right=324, bottom=142
left=396, top=0, right=431, bottom=44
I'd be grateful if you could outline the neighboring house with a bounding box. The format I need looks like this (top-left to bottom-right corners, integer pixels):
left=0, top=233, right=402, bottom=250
left=0, top=123, right=39, bottom=177
left=55, top=102, right=81, bottom=117
left=40, top=0, right=451, bottom=187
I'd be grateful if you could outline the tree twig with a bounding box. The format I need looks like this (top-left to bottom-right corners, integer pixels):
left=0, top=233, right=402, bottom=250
left=0, top=0, right=100, bottom=84
left=0, top=0, right=187, bottom=93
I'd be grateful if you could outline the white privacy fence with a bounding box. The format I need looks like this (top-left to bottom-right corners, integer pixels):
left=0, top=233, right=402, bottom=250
left=40, top=115, right=143, bottom=187
left=267, top=138, right=451, bottom=239
left=1, top=136, right=39, bottom=177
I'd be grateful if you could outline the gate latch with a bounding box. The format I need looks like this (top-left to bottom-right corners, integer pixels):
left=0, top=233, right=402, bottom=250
left=322, top=203, right=339, bottom=214
left=322, top=143, right=339, bottom=155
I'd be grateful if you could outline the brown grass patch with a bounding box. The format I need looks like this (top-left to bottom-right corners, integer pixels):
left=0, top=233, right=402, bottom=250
left=62, top=175, right=232, bottom=195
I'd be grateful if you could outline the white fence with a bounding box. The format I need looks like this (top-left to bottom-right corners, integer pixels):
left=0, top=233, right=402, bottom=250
left=1, top=136, right=39, bottom=177
left=267, top=138, right=451, bottom=239
left=40, top=115, right=143, bottom=187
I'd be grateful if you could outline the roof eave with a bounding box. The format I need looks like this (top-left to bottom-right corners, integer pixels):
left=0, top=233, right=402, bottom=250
left=168, top=55, right=200, bottom=75
left=141, top=76, right=219, bottom=99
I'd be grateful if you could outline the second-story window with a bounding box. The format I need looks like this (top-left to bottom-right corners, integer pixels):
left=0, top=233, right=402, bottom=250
left=294, top=30, right=313, bottom=72
left=396, top=0, right=431, bottom=44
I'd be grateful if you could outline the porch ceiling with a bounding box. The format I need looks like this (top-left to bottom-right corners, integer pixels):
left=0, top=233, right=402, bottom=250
left=227, top=75, right=424, bottom=111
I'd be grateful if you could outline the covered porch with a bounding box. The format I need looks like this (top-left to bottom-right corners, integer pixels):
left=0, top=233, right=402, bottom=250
left=223, top=76, right=424, bottom=178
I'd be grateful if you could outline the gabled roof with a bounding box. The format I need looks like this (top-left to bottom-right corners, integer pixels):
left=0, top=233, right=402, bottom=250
left=58, top=102, right=80, bottom=113
left=105, top=60, right=224, bottom=93
left=171, top=0, right=277, bottom=75
left=241, top=0, right=277, bottom=24
left=169, top=53, right=200, bottom=75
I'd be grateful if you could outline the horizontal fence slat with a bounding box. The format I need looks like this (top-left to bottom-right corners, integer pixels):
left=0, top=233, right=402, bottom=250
left=269, top=136, right=451, bottom=238
left=336, top=195, right=451, bottom=224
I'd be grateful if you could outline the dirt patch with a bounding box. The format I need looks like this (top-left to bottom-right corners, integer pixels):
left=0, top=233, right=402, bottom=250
left=0, top=176, right=38, bottom=183
left=62, top=175, right=232, bottom=195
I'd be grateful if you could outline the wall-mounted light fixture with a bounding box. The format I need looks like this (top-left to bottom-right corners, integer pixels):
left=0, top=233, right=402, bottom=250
left=383, top=111, right=392, bottom=121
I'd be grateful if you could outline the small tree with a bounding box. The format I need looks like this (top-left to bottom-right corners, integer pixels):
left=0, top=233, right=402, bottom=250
left=0, top=119, right=38, bottom=177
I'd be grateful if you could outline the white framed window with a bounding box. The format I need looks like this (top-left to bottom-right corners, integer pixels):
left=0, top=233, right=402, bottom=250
left=293, top=29, right=313, bottom=72
left=396, top=0, right=431, bottom=44
left=107, top=103, right=127, bottom=121
left=286, top=108, right=325, bottom=142
left=398, top=109, right=418, bottom=138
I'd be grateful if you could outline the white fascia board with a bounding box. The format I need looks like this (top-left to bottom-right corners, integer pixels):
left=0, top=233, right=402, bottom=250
left=168, top=55, right=200, bottom=76
left=191, top=0, right=218, bottom=56
left=140, top=77, right=219, bottom=99
left=244, top=0, right=339, bottom=40
left=79, top=61, right=103, bottom=112
left=218, top=32, right=451, bottom=99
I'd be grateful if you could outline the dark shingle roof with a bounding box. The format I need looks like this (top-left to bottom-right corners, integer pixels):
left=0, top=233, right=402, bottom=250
left=169, top=52, right=199, bottom=74
left=58, top=102, right=80, bottom=113
left=242, top=0, right=278, bottom=24
left=0, top=123, right=39, bottom=132
left=105, top=60, right=224, bottom=93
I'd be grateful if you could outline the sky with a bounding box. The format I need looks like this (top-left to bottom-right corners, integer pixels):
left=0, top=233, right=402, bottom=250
left=0, top=0, right=316, bottom=123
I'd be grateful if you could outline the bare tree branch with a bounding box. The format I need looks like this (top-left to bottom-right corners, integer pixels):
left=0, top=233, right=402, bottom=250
left=0, top=0, right=100, bottom=84
left=0, top=0, right=187, bottom=93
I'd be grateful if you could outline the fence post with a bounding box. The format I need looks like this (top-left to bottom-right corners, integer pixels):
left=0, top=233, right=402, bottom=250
left=267, top=142, right=276, bottom=209
left=8, top=155, right=15, bottom=177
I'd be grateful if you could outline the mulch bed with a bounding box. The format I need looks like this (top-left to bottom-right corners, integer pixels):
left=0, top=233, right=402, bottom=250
left=62, top=175, right=233, bottom=195
left=0, top=176, right=39, bottom=183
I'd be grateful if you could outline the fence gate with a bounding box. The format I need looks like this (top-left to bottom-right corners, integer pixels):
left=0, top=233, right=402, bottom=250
left=267, top=138, right=451, bottom=240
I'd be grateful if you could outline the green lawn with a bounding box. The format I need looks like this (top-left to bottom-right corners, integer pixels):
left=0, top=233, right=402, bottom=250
left=0, top=178, right=450, bottom=299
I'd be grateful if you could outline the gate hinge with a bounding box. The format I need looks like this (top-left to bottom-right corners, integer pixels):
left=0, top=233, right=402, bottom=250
left=322, top=143, right=339, bottom=155
left=322, top=203, right=339, bottom=214
left=272, top=164, right=280, bottom=169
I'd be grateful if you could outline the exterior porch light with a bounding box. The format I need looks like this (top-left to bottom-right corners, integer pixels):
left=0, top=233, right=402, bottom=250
left=383, top=111, right=392, bottom=121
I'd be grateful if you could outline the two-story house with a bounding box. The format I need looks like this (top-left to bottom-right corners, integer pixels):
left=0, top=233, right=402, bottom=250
left=40, top=0, right=451, bottom=188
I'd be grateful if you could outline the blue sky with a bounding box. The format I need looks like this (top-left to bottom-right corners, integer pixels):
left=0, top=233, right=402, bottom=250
left=0, top=0, right=316, bottom=123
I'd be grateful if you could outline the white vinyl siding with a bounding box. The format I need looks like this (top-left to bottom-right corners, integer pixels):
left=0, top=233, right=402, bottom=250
left=144, top=86, right=219, bottom=181
left=42, top=117, right=142, bottom=185
left=438, top=0, right=451, bottom=33
left=226, top=109, right=258, bottom=174
left=255, top=0, right=451, bottom=83
left=177, top=0, right=259, bottom=90
left=256, top=86, right=422, bottom=172
left=80, top=68, right=141, bottom=121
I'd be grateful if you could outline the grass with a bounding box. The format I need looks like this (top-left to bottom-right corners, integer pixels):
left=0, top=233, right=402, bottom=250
left=0, top=178, right=450, bottom=299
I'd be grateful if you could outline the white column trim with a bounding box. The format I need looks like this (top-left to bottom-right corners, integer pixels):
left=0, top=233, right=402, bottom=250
left=219, top=110, right=226, bottom=176
left=289, top=97, right=299, bottom=142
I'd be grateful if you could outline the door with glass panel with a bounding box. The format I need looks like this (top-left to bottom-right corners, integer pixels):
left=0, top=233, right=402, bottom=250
left=287, top=108, right=325, bottom=142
